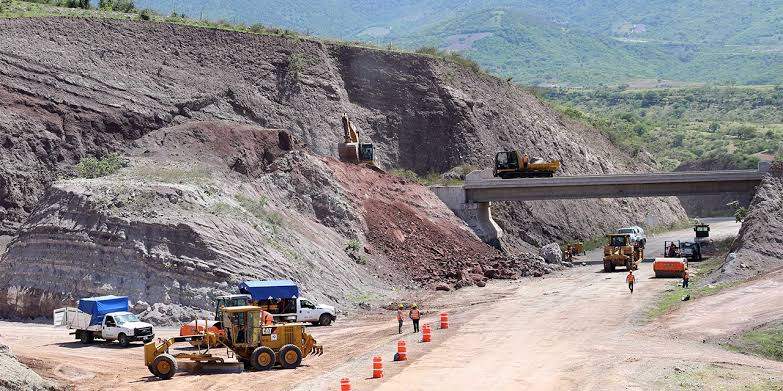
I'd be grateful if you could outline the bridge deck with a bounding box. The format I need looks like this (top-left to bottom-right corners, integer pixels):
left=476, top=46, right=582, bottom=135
left=462, top=170, right=765, bottom=202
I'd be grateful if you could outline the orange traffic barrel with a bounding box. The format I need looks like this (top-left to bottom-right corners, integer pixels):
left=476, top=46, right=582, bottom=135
left=395, top=340, right=407, bottom=361
left=440, top=312, right=449, bottom=329
left=422, top=324, right=431, bottom=342
left=340, top=378, right=351, bottom=391
left=372, top=356, right=383, bottom=378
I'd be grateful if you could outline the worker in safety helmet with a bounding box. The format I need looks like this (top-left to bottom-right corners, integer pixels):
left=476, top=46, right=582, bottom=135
left=667, top=242, right=679, bottom=257
left=409, top=304, right=421, bottom=333
left=682, top=269, right=690, bottom=289
left=260, top=310, right=274, bottom=326
left=626, top=270, right=636, bottom=293
left=397, top=304, right=404, bottom=334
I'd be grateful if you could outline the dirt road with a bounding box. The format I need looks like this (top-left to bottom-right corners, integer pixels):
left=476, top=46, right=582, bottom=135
left=2, top=218, right=781, bottom=390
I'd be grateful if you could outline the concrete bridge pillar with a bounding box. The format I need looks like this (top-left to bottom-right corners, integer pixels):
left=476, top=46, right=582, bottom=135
left=430, top=186, right=503, bottom=248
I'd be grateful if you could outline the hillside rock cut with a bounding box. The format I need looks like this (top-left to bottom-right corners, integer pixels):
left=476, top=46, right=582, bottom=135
left=0, top=17, right=685, bottom=247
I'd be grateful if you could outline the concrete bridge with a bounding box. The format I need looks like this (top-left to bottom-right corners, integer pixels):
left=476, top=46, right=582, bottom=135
left=431, top=166, right=769, bottom=245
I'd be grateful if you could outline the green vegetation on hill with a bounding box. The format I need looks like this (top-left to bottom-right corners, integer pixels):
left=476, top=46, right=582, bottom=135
left=137, top=0, right=783, bottom=87
left=726, top=323, right=783, bottom=362
left=544, top=85, right=783, bottom=170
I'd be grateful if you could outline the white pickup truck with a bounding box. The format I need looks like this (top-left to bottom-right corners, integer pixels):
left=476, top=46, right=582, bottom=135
left=53, top=296, right=154, bottom=347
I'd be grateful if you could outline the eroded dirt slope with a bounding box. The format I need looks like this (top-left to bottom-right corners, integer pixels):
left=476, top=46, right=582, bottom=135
left=0, top=17, right=685, bottom=248
left=708, top=165, right=783, bottom=284
left=0, top=121, right=549, bottom=321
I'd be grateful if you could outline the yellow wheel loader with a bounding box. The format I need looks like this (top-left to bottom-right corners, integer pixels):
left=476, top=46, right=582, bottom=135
left=603, top=234, right=643, bottom=272
left=337, top=114, right=377, bottom=168
left=144, top=306, right=323, bottom=380
left=493, top=151, right=560, bottom=178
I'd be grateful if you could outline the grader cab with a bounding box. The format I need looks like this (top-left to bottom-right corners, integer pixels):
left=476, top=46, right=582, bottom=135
left=145, top=306, right=323, bottom=380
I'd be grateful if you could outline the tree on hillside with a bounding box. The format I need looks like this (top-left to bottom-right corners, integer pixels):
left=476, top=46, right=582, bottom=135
left=98, top=0, right=135, bottom=12
left=63, top=0, right=90, bottom=9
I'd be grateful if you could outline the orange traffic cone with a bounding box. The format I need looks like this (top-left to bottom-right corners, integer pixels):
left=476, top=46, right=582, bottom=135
left=395, top=340, right=407, bottom=361
left=340, top=378, right=351, bottom=391
left=440, top=312, right=449, bottom=329
left=372, top=356, right=383, bottom=378
left=422, top=324, right=431, bottom=342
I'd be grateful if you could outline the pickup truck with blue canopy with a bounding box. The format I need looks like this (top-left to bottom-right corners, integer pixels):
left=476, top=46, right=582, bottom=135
left=53, top=295, right=155, bottom=347
left=239, top=280, right=337, bottom=326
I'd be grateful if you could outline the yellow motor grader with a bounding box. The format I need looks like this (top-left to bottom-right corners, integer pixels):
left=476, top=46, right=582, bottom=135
left=145, top=306, right=323, bottom=380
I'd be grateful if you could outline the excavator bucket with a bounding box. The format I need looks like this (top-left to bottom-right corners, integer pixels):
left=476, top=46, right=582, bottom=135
left=311, top=345, right=324, bottom=356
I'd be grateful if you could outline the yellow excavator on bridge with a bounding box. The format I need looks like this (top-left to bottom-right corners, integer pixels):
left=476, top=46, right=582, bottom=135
left=493, top=151, right=560, bottom=178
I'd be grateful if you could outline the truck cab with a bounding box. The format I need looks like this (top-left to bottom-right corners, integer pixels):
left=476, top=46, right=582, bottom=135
left=293, top=297, right=336, bottom=326
left=99, top=311, right=155, bottom=346
left=617, top=226, right=646, bottom=248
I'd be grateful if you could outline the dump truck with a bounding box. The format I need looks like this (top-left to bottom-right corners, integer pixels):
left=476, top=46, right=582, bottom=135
left=53, top=295, right=154, bottom=347
left=146, top=306, right=323, bottom=380
left=337, top=114, right=376, bottom=167
left=239, top=280, right=337, bottom=326
left=603, top=234, right=643, bottom=272
left=493, top=151, right=560, bottom=178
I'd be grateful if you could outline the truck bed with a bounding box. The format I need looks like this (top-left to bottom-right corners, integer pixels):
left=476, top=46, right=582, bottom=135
left=53, top=307, right=96, bottom=330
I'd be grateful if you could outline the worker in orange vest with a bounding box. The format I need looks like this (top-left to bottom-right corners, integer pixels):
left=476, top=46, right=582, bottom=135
left=626, top=270, right=636, bottom=293
left=397, top=304, right=404, bottom=334
left=409, top=304, right=421, bottom=333
left=682, top=270, right=690, bottom=289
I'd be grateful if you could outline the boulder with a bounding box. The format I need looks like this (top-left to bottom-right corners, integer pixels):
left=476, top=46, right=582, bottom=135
left=540, top=243, right=563, bottom=264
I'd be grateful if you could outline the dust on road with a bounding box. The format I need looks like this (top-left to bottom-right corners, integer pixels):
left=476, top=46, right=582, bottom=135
left=2, top=218, right=780, bottom=390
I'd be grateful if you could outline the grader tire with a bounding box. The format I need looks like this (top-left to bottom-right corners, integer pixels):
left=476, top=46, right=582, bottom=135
left=150, top=353, right=178, bottom=380
left=251, top=346, right=276, bottom=371
left=279, top=344, right=303, bottom=369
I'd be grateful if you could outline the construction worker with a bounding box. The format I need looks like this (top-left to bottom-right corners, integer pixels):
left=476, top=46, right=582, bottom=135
left=682, top=270, right=690, bottom=288
left=667, top=242, right=679, bottom=257
left=397, top=304, right=404, bottom=334
left=260, top=310, right=274, bottom=325
left=409, top=304, right=421, bottom=332
left=626, top=270, right=636, bottom=293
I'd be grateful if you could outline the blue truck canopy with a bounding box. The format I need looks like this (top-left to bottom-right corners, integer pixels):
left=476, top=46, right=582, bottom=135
left=78, top=295, right=129, bottom=326
left=239, top=280, right=299, bottom=301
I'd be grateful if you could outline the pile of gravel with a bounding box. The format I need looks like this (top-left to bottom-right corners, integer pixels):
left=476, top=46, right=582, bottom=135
left=0, top=342, right=55, bottom=391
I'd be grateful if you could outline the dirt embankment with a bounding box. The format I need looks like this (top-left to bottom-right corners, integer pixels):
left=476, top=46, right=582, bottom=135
left=0, top=341, right=54, bottom=391
left=0, top=17, right=685, bottom=249
left=708, top=165, right=783, bottom=284
left=0, top=121, right=548, bottom=321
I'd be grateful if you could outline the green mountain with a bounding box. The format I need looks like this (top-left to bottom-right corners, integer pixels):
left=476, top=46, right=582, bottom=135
left=545, top=85, right=783, bottom=170
left=139, top=0, right=783, bottom=86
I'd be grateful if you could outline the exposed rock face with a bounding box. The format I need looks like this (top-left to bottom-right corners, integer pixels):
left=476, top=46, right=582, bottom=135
left=0, top=341, right=55, bottom=391
left=0, top=121, right=545, bottom=321
left=708, top=171, right=783, bottom=284
left=0, top=17, right=685, bottom=247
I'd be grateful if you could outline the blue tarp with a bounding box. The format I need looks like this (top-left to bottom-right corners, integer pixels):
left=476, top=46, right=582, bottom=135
left=78, top=295, right=129, bottom=326
left=239, top=280, right=299, bottom=301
